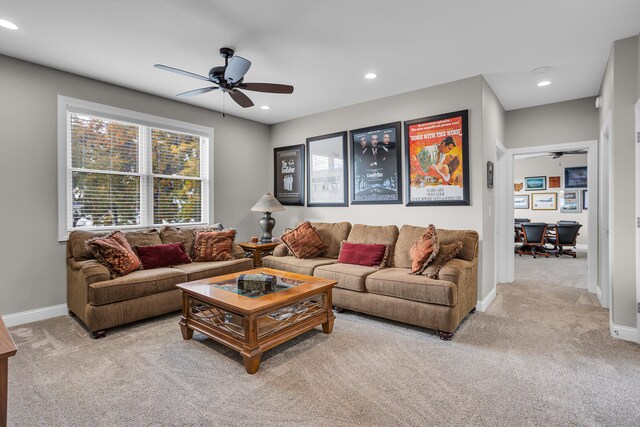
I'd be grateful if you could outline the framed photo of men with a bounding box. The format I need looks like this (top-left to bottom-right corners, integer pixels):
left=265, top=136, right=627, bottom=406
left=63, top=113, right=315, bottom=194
left=273, top=144, right=305, bottom=206
left=404, top=110, right=470, bottom=206
left=349, top=122, right=402, bottom=205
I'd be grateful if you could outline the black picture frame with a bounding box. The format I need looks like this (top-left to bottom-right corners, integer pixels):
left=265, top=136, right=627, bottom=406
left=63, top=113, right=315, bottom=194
left=404, top=110, right=470, bottom=206
left=349, top=121, right=402, bottom=205
left=487, top=161, right=494, bottom=189
left=273, top=144, right=305, bottom=206
left=306, top=131, right=348, bottom=207
left=524, top=176, right=546, bottom=191
left=565, top=166, right=588, bottom=188
left=582, top=189, right=588, bottom=210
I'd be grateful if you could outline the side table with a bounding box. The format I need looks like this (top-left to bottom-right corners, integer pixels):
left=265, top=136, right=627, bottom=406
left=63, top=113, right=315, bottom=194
left=237, top=242, right=280, bottom=267
left=0, top=318, right=17, bottom=427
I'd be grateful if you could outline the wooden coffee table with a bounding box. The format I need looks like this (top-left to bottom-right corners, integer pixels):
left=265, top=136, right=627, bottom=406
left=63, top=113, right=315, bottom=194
left=176, top=268, right=336, bottom=374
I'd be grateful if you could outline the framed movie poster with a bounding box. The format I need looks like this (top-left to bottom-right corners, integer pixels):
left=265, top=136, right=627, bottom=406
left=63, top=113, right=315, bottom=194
left=306, top=131, right=348, bottom=207
left=565, top=166, right=588, bottom=188
left=404, top=110, right=469, bottom=206
left=350, top=122, right=402, bottom=204
left=273, top=144, right=305, bottom=206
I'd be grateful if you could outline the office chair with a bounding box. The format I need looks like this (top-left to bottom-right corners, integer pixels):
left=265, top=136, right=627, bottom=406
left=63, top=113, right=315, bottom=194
left=516, top=222, right=550, bottom=258
left=548, top=223, right=582, bottom=258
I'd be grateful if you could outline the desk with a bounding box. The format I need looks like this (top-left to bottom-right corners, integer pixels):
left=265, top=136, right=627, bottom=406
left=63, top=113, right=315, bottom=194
left=0, top=318, right=17, bottom=427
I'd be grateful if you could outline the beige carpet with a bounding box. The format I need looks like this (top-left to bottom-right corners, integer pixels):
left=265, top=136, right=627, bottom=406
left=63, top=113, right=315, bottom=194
left=515, top=247, right=588, bottom=289
left=8, top=271, right=640, bottom=425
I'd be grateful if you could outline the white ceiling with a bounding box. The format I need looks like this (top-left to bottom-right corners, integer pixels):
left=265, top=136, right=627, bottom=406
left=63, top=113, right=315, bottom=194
left=1, top=0, right=639, bottom=125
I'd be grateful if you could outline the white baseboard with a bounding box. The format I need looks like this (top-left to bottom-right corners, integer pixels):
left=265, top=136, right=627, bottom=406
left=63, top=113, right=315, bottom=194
left=476, top=286, right=496, bottom=312
left=575, top=244, right=588, bottom=250
left=610, top=323, right=638, bottom=343
left=2, top=304, right=68, bottom=327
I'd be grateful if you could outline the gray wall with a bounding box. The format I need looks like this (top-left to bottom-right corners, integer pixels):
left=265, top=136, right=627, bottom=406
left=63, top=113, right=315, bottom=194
left=0, top=55, right=270, bottom=316
left=598, top=36, right=639, bottom=328
left=505, top=97, right=599, bottom=149
left=270, top=76, right=498, bottom=301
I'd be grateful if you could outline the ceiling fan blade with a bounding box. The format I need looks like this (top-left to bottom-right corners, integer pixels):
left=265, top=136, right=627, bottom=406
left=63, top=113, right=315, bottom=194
left=154, top=64, right=210, bottom=82
left=241, top=83, right=294, bottom=94
left=224, top=56, right=251, bottom=84
left=176, top=87, right=218, bottom=97
left=229, top=89, right=254, bottom=108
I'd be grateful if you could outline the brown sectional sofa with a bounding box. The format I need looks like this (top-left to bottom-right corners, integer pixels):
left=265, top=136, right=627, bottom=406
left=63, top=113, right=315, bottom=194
left=66, top=226, right=253, bottom=338
left=263, top=222, right=478, bottom=339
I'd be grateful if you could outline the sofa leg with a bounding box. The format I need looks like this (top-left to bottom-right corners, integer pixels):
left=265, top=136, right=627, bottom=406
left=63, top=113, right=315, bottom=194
left=91, top=330, right=107, bottom=339
left=439, top=331, right=454, bottom=341
left=333, top=306, right=345, bottom=313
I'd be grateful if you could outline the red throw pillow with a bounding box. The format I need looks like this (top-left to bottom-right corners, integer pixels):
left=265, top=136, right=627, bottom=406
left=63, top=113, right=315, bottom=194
left=281, top=222, right=328, bottom=259
left=193, top=229, right=236, bottom=262
left=135, top=242, right=192, bottom=269
left=337, top=242, right=388, bottom=268
left=85, top=231, right=141, bottom=277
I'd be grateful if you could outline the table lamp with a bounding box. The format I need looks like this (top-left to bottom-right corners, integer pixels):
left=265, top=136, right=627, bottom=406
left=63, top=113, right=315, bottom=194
left=250, top=193, right=286, bottom=243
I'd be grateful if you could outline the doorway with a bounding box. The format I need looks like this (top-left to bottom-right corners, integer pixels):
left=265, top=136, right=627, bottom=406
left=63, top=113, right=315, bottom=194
left=501, top=140, right=599, bottom=297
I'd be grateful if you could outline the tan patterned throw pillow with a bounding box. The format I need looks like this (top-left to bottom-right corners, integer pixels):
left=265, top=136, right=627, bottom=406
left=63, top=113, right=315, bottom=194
left=86, top=231, right=141, bottom=277
left=422, top=242, right=463, bottom=279
left=192, top=229, right=237, bottom=262
left=409, top=224, right=440, bottom=275
left=281, top=221, right=328, bottom=259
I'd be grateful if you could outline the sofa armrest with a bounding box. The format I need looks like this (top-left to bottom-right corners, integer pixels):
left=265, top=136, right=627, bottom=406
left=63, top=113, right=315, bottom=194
left=438, top=258, right=477, bottom=316
left=272, top=243, right=289, bottom=257
left=232, top=244, right=246, bottom=260
left=67, top=259, right=111, bottom=284
left=67, top=259, right=111, bottom=316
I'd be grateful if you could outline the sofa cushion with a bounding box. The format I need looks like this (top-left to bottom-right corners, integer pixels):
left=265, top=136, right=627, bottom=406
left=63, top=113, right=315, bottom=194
left=347, top=224, right=399, bottom=267
left=310, top=222, right=352, bottom=258
left=409, top=224, right=439, bottom=274
left=88, top=267, right=187, bottom=306
left=86, top=231, right=141, bottom=277
left=69, top=230, right=108, bottom=260
left=160, top=224, right=224, bottom=256
left=193, top=229, right=236, bottom=262
left=281, top=222, right=328, bottom=259
left=337, top=242, right=388, bottom=268
left=313, top=263, right=378, bottom=292
left=395, top=225, right=478, bottom=267
left=422, top=242, right=463, bottom=279
left=365, top=268, right=457, bottom=306
left=171, top=258, right=254, bottom=281
left=135, top=242, right=191, bottom=269
left=124, top=229, right=162, bottom=248
left=262, top=256, right=336, bottom=276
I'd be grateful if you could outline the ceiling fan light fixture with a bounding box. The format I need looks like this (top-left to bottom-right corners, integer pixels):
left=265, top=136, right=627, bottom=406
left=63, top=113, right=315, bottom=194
left=0, top=18, right=18, bottom=30
left=260, top=105, right=270, bottom=110
left=537, top=80, right=551, bottom=87
left=364, top=73, right=377, bottom=80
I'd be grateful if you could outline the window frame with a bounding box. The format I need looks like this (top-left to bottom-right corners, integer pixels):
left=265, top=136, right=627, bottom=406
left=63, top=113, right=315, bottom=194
left=57, top=96, right=213, bottom=241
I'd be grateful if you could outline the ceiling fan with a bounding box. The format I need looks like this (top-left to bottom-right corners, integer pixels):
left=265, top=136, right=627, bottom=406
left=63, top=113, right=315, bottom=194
left=154, top=47, right=294, bottom=108
left=515, top=149, right=587, bottom=160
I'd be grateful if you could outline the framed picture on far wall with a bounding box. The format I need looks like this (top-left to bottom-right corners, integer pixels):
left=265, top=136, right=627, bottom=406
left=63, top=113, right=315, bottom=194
left=274, top=144, right=305, bottom=206
left=582, top=189, right=588, bottom=210
left=514, top=194, right=529, bottom=209
left=404, top=110, right=470, bottom=206
left=561, top=190, right=581, bottom=213
left=531, top=192, right=557, bottom=210
left=548, top=176, right=561, bottom=188
left=350, top=121, right=402, bottom=204
left=524, top=176, right=546, bottom=191
left=565, top=166, right=588, bottom=188
left=306, top=131, right=348, bottom=207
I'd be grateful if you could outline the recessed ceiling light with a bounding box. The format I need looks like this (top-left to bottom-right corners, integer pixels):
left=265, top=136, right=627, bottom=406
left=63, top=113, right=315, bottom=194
left=537, top=80, right=551, bottom=87
left=364, top=73, right=377, bottom=80
left=260, top=105, right=270, bottom=110
left=0, top=19, right=18, bottom=30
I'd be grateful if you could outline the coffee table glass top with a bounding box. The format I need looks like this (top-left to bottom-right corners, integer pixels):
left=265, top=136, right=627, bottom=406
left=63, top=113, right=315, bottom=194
left=212, top=275, right=306, bottom=298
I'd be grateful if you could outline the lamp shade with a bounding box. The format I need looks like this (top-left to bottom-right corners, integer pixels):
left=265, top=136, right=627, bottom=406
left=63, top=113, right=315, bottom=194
left=250, top=193, right=286, bottom=213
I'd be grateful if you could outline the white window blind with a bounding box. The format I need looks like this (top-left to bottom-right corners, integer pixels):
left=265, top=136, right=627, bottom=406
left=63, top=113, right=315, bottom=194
left=58, top=97, right=212, bottom=239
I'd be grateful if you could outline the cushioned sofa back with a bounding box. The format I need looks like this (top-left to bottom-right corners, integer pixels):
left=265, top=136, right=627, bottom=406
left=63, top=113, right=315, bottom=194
left=310, top=222, right=352, bottom=258
left=394, top=225, right=479, bottom=268
left=347, top=224, right=399, bottom=267
left=68, top=230, right=108, bottom=260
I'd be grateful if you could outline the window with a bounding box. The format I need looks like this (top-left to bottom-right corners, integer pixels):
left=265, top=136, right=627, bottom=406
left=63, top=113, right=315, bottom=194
left=58, top=97, right=212, bottom=240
